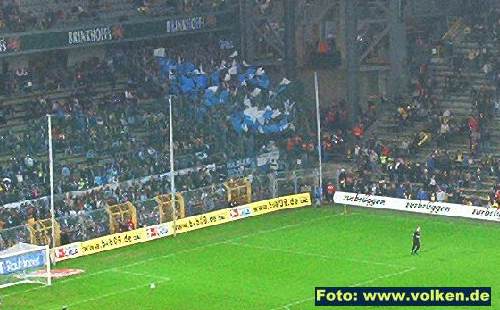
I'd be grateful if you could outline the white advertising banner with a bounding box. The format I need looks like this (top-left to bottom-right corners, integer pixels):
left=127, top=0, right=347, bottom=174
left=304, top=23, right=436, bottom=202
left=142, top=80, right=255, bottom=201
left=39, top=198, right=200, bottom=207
left=334, top=191, right=500, bottom=222
left=144, top=222, right=173, bottom=241
left=51, top=242, right=81, bottom=262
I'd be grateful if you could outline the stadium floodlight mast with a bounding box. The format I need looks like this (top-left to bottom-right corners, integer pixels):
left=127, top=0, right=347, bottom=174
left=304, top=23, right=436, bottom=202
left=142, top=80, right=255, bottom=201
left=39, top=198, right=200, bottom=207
left=168, top=96, right=177, bottom=236
left=314, top=72, right=323, bottom=197
left=47, top=115, right=57, bottom=256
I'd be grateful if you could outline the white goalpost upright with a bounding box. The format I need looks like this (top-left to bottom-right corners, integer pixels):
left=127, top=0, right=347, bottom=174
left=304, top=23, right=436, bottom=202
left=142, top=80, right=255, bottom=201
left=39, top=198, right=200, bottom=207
left=0, top=243, right=52, bottom=288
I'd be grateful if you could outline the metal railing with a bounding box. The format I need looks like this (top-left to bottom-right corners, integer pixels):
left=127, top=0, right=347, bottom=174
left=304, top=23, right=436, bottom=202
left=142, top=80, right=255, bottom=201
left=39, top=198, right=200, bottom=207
left=0, top=168, right=320, bottom=250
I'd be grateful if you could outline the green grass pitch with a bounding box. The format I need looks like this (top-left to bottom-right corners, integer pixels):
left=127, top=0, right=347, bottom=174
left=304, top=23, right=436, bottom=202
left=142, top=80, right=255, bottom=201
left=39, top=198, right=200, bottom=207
left=2, top=206, right=499, bottom=310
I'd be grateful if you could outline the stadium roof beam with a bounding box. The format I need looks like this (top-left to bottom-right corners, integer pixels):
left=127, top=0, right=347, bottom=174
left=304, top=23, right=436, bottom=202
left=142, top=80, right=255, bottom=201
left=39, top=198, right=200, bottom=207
left=284, top=0, right=297, bottom=79
left=372, top=0, right=391, bottom=15
left=250, top=19, right=285, bottom=53
left=299, top=0, right=339, bottom=27
left=388, top=0, right=408, bottom=99
left=352, top=0, right=391, bottom=71
left=344, top=0, right=360, bottom=126
left=239, top=0, right=287, bottom=66
left=351, top=0, right=409, bottom=99
left=238, top=0, right=253, bottom=62
left=358, top=25, right=389, bottom=64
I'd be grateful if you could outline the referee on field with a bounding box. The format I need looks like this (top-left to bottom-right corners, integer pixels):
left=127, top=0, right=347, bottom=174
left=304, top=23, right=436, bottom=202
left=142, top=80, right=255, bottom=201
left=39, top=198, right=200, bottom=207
left=411, top=225, right=421, bottom=255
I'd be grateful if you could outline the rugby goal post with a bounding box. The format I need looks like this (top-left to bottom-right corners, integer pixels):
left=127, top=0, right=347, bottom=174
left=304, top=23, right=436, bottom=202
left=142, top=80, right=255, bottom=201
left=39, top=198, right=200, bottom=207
left=0, top=243, right=51, bottom=288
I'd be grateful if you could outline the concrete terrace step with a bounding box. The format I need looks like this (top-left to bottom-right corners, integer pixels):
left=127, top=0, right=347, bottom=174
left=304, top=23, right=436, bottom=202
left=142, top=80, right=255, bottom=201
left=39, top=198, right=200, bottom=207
left=453, top=45, right=500, bottom=53
left=455, top=41, right=498, bottom=48
left=433, top=82, right=493, bottom=91
left=432, top=71, right=491, bottom=80
left=434, top=93, right=472, bottom=99
left=438, top=100, right=472, bottom=107
left=432, top=76, right=493, bottom=86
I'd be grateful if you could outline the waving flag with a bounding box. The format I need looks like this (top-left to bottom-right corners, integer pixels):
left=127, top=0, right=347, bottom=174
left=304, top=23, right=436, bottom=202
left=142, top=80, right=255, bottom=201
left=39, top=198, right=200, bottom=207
left=195, top=74, right=208, bottom=89
left=152, top=48, right=296, bottom=136
left=180, top=76, right=195, bottom=93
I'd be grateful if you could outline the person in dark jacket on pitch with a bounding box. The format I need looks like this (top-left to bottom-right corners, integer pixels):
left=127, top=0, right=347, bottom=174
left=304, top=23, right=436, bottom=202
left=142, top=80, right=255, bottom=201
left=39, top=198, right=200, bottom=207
left=411, top=225, right=421, bottom=255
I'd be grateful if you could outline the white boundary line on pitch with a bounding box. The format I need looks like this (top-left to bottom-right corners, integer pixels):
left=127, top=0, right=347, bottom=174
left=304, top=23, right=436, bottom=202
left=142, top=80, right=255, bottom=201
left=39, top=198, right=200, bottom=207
left=112, top=269, right=171, bottom=282
left=51, top=277, right=171, bottom=310
left=226, top=241, right=405, bottom=269
left=272, top=267, right=417, bottom=310
left=2, top=212, right=346, bottom=299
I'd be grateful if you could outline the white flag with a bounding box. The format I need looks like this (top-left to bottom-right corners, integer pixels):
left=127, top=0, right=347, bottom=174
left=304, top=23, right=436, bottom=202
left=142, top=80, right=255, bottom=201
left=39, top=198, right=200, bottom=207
left=280, top=78, right=291, bottom=85
left=251, top=88, right=262, bottom=97
left=153, top=48, right=165, bottom=57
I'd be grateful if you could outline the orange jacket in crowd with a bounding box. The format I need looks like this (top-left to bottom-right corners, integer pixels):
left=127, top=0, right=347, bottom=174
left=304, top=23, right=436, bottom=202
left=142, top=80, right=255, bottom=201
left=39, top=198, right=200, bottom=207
left=352, top=125, right=364, bottom=138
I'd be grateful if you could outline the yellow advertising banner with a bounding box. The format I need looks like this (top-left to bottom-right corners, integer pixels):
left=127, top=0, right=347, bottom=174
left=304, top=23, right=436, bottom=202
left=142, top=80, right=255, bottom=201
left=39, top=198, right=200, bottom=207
left=52, top=193, right=312, bottom=262
left=249, top=193, right=311, bottom=216
left=174, top=208, right=231, bottom=234
left=80, top=228, right=147, bottom=256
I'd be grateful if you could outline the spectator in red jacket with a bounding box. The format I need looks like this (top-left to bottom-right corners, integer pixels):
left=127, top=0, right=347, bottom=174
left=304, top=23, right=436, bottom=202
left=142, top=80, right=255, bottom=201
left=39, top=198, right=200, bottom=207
left=352, top=123, right=365, bottom=140
left=326, top=182, right=336, bottom=203
left=468, top=115, right=479, bottom=132
left=127, top=217, right=135, bottom=231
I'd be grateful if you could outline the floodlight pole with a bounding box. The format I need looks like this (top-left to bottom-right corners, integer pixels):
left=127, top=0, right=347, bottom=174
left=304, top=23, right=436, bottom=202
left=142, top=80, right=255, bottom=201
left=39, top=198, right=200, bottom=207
left=169, top=96, right=177, bottom=236
left=47, top=115, right=56, bottom=260
left=314, top=72, right=323, bottom=196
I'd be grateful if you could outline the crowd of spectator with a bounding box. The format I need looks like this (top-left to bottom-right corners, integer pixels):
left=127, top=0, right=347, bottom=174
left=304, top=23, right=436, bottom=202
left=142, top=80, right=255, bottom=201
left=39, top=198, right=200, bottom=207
left=0, top=34, right=304, bottom=204
left=0, top=160, right=279, bottom=249
left=0, top=29, right=308, bottom=249
left=0, top=0, right=232, bottom=34
left=0, top=1, right=499, bottom=250
left=331, top=6, right=500, bottom=209
left=337, top=140, right=500, bottom=208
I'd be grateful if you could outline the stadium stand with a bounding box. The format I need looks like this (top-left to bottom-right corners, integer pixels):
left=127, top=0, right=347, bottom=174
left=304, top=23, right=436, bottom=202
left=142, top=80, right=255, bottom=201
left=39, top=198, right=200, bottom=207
left=342, top=7, right=499, bottom=208
left=0, top=38, right=309, bottom=249
left=0, top=0, right=229, bottom=33
left=0, top=0, right=498, bottom=252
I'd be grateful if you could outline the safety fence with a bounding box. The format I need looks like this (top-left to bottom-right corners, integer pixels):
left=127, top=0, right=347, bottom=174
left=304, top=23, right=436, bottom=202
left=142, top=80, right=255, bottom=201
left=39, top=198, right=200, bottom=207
left=52, top=192, right=312, bottom=262
left=0, top=169, right=320, bottom=251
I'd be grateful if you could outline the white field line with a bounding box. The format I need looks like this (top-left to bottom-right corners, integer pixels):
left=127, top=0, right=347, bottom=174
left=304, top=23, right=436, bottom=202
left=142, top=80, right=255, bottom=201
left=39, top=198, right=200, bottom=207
left=52, top=277, right=171, bottom=310
left=2, top=212, right=345, bottom=299
left=274, top=267, right=417, bottom=310
left=348, top=206, right=494, bottom=227
left=226, top=241, right=405, bottom=269
left=350, top=267, right=417, bottom=286
left=112, top=269, right=171, bottom=282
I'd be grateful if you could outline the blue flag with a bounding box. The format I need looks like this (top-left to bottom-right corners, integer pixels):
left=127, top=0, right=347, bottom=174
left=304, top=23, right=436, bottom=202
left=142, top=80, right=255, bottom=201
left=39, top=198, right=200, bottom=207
left=195, top=74, right=208, bottom=89
left=180, top=76, right=195, bottom=93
